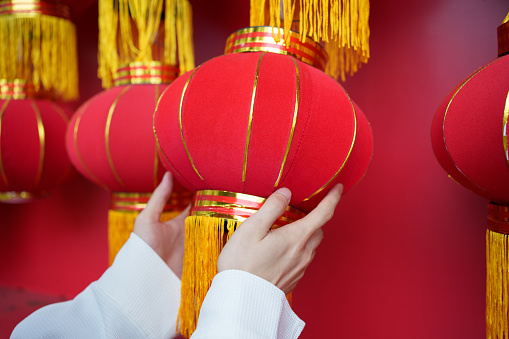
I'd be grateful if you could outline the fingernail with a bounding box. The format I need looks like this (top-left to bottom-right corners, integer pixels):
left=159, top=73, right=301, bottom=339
left=275, top=187, right=291, bottom=203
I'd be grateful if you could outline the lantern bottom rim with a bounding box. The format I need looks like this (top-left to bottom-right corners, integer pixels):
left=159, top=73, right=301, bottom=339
left=0, top=191, right=46, bottom=203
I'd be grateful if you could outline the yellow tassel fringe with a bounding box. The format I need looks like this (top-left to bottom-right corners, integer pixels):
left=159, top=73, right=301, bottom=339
left=178, top=216, right=237, bottom=337
left=178, top=215, right=293, bottom=338
left=0, top=14, right=79, bottom=100
left=98, top=0, right=195, bottom=89
left=250, top=0, right=370, bottom=81
left=486, top=229, right=509, bottom=338
left=108, top=209, right=181, bottom=265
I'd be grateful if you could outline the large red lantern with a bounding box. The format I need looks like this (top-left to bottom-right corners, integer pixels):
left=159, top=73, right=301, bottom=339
left=0, top=83, right=71, bottom=202
left=431, top=13, right=509, bottom=337
left=154, top=27, right=373, bottom=337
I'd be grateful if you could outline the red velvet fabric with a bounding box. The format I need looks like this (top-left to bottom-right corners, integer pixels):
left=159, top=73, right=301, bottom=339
left=66, top=84, right=190, bottom=193
left=0, top=99, right=71, bottom=196
left=431, top=54, right=509, bottom=204
left=154, top=52, right=373, bottom=212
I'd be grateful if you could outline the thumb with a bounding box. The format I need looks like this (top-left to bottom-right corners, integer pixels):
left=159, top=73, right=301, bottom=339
left=141, top=172, right=173, bottom=221
left=239, top=188, right=291, bottom=240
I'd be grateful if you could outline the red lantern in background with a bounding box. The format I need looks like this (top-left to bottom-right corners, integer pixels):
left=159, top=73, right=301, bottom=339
left=154, top=27, right=373, bottom=337
left=0, top=1, right=78, bottom=203
left=65, top=0, right=195, bottom=264
left=66, top=63, right=193, bottom=264
left=431, top=13, right=509, bottom=337
left=0, top=83, right=72, bottom=202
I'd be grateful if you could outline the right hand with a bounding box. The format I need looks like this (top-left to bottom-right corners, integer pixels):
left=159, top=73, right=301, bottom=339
left=217, top=184, right=343, bottom=295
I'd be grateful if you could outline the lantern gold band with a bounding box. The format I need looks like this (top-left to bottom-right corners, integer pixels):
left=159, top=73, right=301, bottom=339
left=0, top=190, right=43, bottom=202
left=189, top=190, right=306, bottom=227
left=0, top=1, right=71, bottom=20
left=111, top=191, right=193, bottom=212
left=225, top=26, right=328, bottom=71
left=113, top=62, right=179, bottom=86
left=488, top=203, right=509, bottom=234
left=0, top=79, right=35, bottom=99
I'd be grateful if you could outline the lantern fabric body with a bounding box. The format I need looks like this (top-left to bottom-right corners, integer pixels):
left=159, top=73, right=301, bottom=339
left=66, top=83, right=191, bottom=263
left=431, top=52, right=509, bottom=337
left=154, top=51, right=373, bottom=336
left=155, top=51, right=373, bottom=213
left=432, top=54, right=509, bottom=205
left=0, top=98, right=71, bottom=202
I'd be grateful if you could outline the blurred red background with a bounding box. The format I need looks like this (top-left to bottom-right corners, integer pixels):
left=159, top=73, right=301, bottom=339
left=1, top=0, right=507, bottom=337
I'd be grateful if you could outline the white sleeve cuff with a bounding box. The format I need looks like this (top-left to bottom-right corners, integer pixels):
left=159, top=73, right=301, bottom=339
left=191, top=270, right=305, bottom=339
left=95, top=233, right=182, bottom=339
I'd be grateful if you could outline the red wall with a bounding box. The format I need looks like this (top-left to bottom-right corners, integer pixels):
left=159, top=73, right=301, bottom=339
left=1, top=0, right=508, bottom=337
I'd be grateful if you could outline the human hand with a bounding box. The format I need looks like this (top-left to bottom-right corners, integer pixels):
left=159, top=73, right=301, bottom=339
left=217, top=184, right=343, bottom=295
left=133, top=171, right=190, bottom=278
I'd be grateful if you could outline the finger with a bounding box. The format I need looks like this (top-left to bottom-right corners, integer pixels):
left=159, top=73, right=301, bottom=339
left=239, top=188, right=291, bottom=239
left=305, top=228, right=324, bottom=253
left=167, top=204, right=191, bottom=226
left=141, top=172, right=174, bottom=221
left=299, top=183, right=342, bottom=236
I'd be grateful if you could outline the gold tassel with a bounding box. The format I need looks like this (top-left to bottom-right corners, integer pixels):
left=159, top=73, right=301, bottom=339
left=178, top=215, right=293, bottom=338
left=98, top=0, right=195, bottom=88
left=108, top=209, right=182, bottom=265
left=0, top=12, right=79, bottom=100
left=178, top=215, right=238, bottom=337
left=250, top=0, right=370, bottom=81
left=486, top=229, right=509, bottom=338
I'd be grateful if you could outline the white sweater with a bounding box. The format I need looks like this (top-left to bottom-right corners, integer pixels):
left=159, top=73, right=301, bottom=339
left=11, top=233, right=305, bottom=339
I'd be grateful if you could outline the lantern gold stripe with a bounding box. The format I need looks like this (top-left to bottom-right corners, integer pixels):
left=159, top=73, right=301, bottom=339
left=274, top=57, right=300, bottom=187
left=73, top=101, right=108, bottom=190
left=0, top=99, right=9, bottom=185
left=153, top=84, right=160, bottom=189
left=31, top=101, right=45, bottom=187
left=153, top=92, right=186, bottom=183
left=443, top=63, right=494, bottom=193
left=503, top=90, right=509, bottom=170
left=303, top=92, right=357, bottom=202
left=243, top=52, right=265, bottom=182
left=179, top=65, right=204, bottom=180
left=50, top=102, right=69, bottom=123
left=105, top=86, right=131, bottom=187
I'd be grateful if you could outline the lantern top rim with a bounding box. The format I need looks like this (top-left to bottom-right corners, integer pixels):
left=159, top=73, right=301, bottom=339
left=224, top=26, right=328, bottom=71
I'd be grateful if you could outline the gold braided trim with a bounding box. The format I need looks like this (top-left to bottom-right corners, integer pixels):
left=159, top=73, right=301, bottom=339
left=189, top=189, right=306, bottom=227
left=0, top=1, right=70, bottom=19
left=225, top=26, right=327, bottom=71
left=0, top=79, right=35, bottom=99
left=0, top=190, right=44, bottom=202
left=113, top=62, right=179, bottom=86
left=111, top=190, right=193, bottom=212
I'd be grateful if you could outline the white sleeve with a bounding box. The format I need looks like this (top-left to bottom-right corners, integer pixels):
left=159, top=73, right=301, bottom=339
left=11, top=233, right=182, bottom=339
left=191, top=270, right=305, bottom=339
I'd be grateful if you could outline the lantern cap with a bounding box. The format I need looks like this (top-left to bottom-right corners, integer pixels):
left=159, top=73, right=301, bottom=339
left=0, top=79, right=36, bottom=100
left=190, top=190, right=306, bottom=227
left=0, top=190, right=46, bottom=203
left=225, top=26, right=328, bottom=72
left=498, top=13, right=509, bottom=57
left=113, top=62, right=179, bottom=87
left=0, top=0, right=71, bottom=20
left=111, top=190, right=192, bottom=212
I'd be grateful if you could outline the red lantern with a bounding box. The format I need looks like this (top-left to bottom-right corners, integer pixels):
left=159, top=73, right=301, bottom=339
left=431, top=13, right=509, bottom=337
left=154, top=27, right=373, bottom=337
left=66, top=63, right=192, bottom=264
left=0, top=82, right=71, bottom=202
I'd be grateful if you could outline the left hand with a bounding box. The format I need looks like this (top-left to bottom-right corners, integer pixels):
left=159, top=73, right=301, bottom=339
left=133, top=172, right=190, bottom=278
